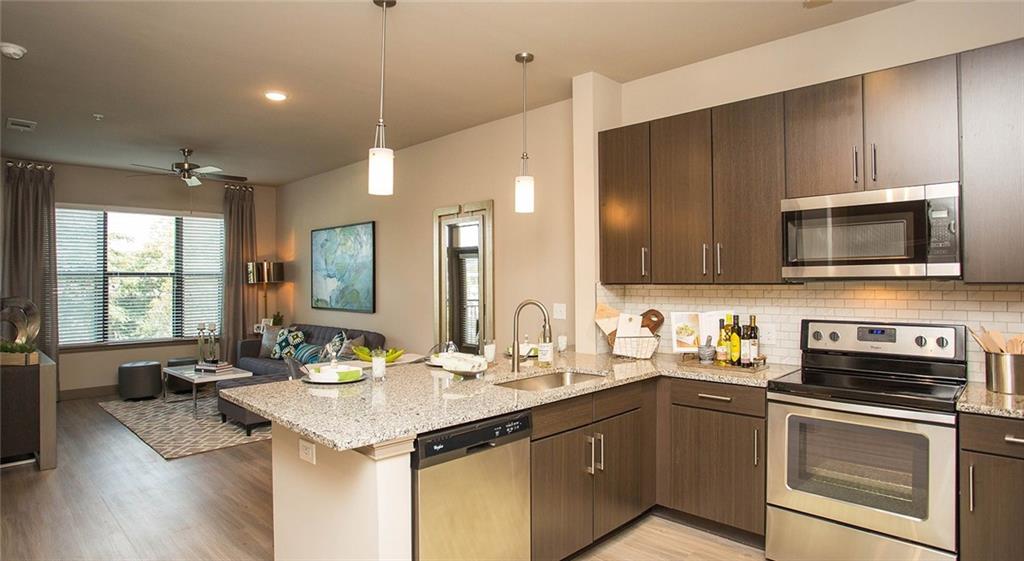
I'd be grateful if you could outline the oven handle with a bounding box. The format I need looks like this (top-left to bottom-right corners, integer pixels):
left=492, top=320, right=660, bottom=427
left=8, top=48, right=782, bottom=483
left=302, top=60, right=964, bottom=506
left=767, top=392, right=957, bottom=426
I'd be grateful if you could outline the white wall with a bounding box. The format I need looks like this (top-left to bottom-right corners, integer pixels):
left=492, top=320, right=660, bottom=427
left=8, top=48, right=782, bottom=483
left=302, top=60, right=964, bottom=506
left=572, top=0, right=1024, bottom=352
left=276, top=100, right=575, bottom=354
left=46, top=163, right=278, bottom=392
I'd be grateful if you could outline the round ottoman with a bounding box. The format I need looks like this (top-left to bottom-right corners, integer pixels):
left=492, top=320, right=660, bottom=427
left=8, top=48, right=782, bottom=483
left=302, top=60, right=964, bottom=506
left=118, top=360, right=162, bottom=400
left=166, top=357, right=198, bottom=393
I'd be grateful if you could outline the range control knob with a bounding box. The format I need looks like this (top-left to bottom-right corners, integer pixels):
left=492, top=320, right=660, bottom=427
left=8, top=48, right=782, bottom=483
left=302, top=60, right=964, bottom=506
left=936, top=336, right=949, bottom=349
left=915, top=335, right=928, bottom=348
left=812, top=330, right=823, bottom=342
left=829, top=331, right=840, bottom=342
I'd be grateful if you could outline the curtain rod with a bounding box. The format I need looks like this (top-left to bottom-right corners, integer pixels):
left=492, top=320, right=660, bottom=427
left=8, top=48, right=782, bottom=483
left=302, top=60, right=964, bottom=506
left=5, top=159, right=54, bottom=171
left=224, top=183, right=254, bottom=191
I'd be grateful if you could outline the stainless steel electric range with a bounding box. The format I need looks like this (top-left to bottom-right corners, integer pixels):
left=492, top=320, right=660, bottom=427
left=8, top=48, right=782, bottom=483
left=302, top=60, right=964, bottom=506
left=766, top=320, right=967, bottom=561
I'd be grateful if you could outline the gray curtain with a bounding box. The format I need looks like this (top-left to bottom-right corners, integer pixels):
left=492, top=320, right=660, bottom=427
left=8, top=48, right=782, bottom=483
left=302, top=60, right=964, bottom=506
left=1, top=163, right=59, bottom=364
left=222, top=185, right=258, bottom=363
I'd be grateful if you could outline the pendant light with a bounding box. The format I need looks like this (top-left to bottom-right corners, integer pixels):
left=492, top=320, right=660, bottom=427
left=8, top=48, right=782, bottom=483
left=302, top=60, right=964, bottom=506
left=368, top=0, right=397, bottom=196
left=514, top=52, right=535, bottom=213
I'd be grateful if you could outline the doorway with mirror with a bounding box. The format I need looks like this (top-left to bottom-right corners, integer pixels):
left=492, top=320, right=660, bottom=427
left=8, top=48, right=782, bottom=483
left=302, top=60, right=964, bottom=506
left=434, top=201, right=494, bottom=354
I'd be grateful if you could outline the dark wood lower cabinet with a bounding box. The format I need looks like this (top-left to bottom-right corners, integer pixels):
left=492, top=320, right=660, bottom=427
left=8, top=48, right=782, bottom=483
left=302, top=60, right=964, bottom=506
left=668, top=404, right=765, bottom=535
left=959, top=450, right=1024, bottom=561
left=593, top=409, right=643, bottom=538
left=531, top=425, right=594, bottom=561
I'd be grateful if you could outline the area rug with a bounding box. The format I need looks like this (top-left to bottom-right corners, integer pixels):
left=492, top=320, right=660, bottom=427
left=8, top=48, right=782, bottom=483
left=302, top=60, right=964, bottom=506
left=98, top=392, right=271, bottom=459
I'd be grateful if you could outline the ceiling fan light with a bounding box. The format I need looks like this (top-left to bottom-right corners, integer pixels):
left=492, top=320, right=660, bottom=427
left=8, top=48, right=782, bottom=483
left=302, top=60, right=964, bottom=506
left=514, top=175, right=534, bottom=214
left=368, top=147, right=394, bottom=196
left=264, top=91, right=288, bottom=102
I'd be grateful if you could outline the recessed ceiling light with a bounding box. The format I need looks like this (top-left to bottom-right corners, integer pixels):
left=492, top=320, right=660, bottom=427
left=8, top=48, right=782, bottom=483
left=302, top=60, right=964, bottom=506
left=264, top=91, right=288, bottom=102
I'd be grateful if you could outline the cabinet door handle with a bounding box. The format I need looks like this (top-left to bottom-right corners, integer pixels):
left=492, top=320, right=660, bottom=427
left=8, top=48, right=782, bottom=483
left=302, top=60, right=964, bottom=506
left=715, top=243, right=722, bottom=276
left=870, top=143, right=878, bottom=182
left=1005, top=435, right=1024, bottom=445
left=585, top=435, right=595, bottom=475
left=853, top=146, right=860, bottom=184
left=753, top=428, right=759, bottom=467
left=968, top=463, right=975, bottom=513
left=641, top=247, right=647, bottom=278
left=697, top=392, right=733, bottom=403
left=595, top=432, right=605, bottom=471
left=702, top=243, right=708, bottom=276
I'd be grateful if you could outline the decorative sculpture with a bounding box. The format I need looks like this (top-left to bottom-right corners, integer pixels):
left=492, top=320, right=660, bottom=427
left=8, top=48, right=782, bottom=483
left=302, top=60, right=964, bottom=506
left=0, top=297, right=40, bottom=346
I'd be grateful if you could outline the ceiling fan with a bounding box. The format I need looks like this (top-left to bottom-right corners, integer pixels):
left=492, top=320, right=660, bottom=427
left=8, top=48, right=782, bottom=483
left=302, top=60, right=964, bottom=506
left=131, top=148, right=247, bottom=187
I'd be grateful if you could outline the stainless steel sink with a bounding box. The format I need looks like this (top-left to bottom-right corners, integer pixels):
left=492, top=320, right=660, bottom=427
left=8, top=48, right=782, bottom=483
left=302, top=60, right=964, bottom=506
left=496, top=370, right=605, bottom=392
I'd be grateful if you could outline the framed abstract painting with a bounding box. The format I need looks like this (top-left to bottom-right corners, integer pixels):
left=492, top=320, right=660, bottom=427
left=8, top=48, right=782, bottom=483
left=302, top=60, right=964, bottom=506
left=311, top=221, right=375, bottom=313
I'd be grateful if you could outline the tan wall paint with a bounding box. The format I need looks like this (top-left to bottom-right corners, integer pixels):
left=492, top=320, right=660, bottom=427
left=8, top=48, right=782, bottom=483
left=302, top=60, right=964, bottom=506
left=276, top=100, right=575, bottom=353
left=620, top=0, right=1024, bottom=126
left=45, top=163, right=278, bottom=391
left=572, top=1, right=1024, bottom=352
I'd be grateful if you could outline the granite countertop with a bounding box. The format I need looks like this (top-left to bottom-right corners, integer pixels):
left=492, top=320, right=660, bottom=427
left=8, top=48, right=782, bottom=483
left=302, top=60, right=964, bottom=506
left=220, top=352, right=798, bottom=452
left=957, top=382, right=1024, bottom=419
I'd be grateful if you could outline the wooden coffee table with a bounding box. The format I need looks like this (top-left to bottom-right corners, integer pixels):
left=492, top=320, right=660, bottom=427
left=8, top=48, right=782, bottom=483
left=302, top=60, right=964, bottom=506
left=162, top=365, right=252, bottom=419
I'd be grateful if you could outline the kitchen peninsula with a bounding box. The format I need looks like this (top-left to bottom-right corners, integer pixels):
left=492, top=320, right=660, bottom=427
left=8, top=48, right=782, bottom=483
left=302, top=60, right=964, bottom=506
left=220, top=353, right=796, bottom=561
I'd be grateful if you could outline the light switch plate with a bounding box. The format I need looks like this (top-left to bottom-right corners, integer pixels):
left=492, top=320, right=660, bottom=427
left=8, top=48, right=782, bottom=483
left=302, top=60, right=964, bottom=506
left=299, top=438, right=316, bottom=465
left=553, top=303, right=567, bottom=320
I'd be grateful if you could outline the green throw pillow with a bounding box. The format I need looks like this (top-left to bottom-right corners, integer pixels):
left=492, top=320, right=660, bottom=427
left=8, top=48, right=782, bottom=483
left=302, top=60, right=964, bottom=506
left=271, top=327, right=305, bottom=359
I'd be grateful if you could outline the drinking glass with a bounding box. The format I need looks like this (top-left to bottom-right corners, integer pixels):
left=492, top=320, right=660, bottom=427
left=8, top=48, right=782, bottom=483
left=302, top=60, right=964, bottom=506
left=371, top=349, right=387, bottom=381
left=483, top=340, right=496, bottom=363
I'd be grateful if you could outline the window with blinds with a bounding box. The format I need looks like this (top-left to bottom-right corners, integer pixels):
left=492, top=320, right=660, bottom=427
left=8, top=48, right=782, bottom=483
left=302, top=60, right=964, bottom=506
left=55, top=208, right=225, bottom=345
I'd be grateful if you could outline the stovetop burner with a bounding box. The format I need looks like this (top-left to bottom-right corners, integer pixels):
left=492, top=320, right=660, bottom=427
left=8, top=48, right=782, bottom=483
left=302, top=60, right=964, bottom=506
left=768, top=368, right=965, bottom=413
left=769, top=320, right=968, bottom=413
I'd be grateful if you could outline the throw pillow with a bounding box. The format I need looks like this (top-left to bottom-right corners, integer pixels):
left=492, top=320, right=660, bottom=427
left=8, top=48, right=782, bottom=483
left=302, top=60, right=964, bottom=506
left=271, top=326, right=305, bottom=359
left=328, top=331, right=365, bottom=358
left=292, top=342, right=324, bottom=365
left=259, top=325, right=283, bottom=358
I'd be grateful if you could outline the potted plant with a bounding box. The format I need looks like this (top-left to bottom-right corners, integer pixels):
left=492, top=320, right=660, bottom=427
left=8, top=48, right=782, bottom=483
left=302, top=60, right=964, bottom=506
left=272, top=312, right=284, bottom=326
left=0, top=341, right=39, bottom=366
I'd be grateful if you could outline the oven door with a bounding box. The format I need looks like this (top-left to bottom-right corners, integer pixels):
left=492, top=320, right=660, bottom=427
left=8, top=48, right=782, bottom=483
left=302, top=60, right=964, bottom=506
left=781, top=184, right=959, bottom=279
left=767, top=394, right=956, bottom=552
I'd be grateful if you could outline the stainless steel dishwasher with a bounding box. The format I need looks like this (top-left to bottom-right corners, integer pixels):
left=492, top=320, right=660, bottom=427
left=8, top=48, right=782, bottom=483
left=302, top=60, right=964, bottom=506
left=413, top=411, right=532, bottom=561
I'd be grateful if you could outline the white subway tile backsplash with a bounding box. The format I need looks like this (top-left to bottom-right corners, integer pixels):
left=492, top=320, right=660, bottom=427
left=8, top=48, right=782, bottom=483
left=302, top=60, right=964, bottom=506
left=602, top=280, right=1024, bottom=382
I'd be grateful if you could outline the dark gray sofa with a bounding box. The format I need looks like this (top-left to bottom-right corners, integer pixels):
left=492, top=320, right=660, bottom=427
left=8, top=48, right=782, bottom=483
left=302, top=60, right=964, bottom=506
left=217, top=324, right=385, bottom=434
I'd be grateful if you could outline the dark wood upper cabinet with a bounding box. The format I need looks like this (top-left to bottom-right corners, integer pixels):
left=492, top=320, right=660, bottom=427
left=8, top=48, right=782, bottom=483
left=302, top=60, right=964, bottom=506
left=960, top=39, right=1024, bottom=283
left=668, top=405, right=766, bottom=535
left=712, top=94, right=786, bottom=284
left=863, top=55, right=960, bottom=190
left=599, top=122, right=651, bottom=284
left=650, top=110, right=714, bottom=284
left=784, top=76, right=865, bottom=198
left=593, top=410, right=643, bottom=539
left=531, top=426, right=594, bottom=561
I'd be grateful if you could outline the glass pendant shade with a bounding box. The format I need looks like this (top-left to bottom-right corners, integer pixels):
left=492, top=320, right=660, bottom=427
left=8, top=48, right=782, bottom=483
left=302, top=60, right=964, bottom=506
left=514, top=175, right=535, bottom=213
left=368, top=147, right=394, bottom=196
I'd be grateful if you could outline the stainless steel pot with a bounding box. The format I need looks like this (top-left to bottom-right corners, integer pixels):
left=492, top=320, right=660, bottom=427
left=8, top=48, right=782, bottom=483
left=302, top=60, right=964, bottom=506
left=985, top=352, right=1024, bottom=395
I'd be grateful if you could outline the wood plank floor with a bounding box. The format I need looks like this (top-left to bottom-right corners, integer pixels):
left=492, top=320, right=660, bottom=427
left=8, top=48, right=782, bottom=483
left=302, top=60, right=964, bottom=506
left=2, top=396, right=763, bottom=561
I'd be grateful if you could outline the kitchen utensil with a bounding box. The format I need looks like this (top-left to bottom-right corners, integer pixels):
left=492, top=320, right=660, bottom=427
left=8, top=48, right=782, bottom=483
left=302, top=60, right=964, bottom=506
left=640, top=309, right=665, bottom=334
left=985, top=327, right=1008, bottom=353
left=985, top=352, right=1024, bottom=395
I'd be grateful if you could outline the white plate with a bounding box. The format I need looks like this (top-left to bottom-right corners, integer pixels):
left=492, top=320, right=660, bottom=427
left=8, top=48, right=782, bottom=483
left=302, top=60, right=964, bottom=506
left=301, top=374, right=366, bottom=385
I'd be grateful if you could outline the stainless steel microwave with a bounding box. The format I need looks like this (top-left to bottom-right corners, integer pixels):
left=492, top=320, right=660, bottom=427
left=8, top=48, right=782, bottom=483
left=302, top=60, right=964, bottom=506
left=781, top=183, right=960, bottom=279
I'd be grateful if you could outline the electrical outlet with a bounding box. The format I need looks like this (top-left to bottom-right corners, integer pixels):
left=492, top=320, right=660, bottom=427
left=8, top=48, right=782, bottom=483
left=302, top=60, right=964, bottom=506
left=761, top=328, right=776, bottom=347
left=553, top=303, right=567, bottom=320
left=299, top=438, right=316, bottom=465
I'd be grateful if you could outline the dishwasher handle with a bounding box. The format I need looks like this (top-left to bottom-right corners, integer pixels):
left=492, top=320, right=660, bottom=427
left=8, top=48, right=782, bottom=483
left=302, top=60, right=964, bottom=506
left=466, top=441, right=497, bottom=455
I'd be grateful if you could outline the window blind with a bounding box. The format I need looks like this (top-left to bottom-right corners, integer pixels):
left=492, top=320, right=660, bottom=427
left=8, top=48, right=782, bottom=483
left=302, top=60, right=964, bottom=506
left=55, top=208, right=225, bottom=345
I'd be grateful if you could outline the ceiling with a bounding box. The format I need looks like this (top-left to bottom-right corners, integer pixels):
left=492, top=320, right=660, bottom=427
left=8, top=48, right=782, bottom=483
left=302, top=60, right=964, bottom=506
left=1, top=1, right=899, bottom=186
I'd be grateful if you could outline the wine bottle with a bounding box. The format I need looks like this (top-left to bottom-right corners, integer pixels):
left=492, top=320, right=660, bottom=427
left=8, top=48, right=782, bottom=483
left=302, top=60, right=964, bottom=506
left=729, top=315, right=741, bottom=366
left=715, top=319, right=729, bottom=366
left=749, top=315, right=760, bottom=366
left=740, top=317, right=752, bottom=368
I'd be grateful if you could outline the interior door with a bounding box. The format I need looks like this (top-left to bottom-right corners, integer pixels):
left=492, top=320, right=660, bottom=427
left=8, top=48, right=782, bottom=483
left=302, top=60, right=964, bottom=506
left=670, top=405, right=766, bottom=534
left=863, top=55, right=960, bottom=190
left=599, top=122, right=651, bottom=284
left=784, top=76, right=865, bottom=198
left=650, top=110, right=713, bottom=283
left=593, top=410, right=643, bottom=538
left=712, top=94, right=786, bottom=283
left=531, top=426, right=594, bottom=561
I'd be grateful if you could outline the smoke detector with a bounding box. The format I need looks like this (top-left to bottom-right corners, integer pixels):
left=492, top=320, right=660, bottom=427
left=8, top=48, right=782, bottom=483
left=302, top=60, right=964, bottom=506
left=0, top=42, right=28, bottom=60
left=6, top=118, right=37, bottom=132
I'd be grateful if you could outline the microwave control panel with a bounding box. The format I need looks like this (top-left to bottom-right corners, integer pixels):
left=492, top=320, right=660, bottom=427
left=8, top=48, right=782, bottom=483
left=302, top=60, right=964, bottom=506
left=927, top=197, right=959, bottom=263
